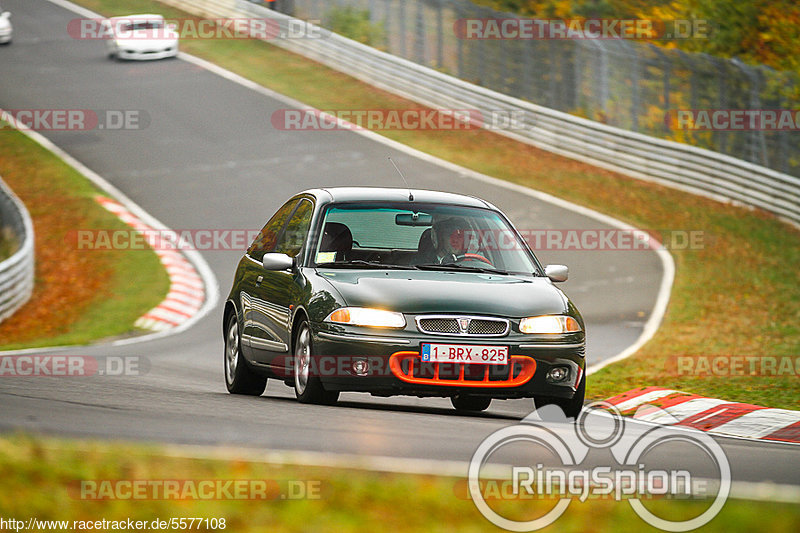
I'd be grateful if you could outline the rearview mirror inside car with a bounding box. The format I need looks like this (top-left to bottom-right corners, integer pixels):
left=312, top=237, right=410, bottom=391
left=395, top=213, right=432, bottom=226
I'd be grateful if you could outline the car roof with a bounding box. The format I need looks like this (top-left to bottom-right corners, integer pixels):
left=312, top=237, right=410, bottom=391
left=108, top=14, right=165, bottom=22
left=303, top=187, right=495, bottom=209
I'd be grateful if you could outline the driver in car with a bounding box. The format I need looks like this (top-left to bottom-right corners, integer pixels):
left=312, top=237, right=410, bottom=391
left=429, top=217, right=470, bottom=264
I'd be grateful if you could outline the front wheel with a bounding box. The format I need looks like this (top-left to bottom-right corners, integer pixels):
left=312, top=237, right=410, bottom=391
left=451, top=393, right=491, bottom=412
left=534, top=375, right=585, bottom=419
left=224, top=313, right=267, bottom=395
left=293, top=321, right=339, bottom=405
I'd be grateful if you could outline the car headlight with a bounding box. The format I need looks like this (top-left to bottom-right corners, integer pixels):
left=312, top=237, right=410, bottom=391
left=326, top=307, right=406, bottom=329
left=519, top=315, right=581, bottom=334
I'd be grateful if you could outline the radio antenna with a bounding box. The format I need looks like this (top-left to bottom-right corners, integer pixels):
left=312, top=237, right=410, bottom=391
left=388, top=157, right=413, bottom=201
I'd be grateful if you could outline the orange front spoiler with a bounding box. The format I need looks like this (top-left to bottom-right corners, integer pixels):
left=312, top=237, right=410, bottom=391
left=389, top=351, right=536, bottom=388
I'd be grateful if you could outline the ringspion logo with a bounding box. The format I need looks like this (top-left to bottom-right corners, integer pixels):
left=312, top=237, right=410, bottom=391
left=469, top=402, right=730, bottom=530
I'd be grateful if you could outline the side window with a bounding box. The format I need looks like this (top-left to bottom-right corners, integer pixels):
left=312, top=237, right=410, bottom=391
left=274, top=199, right=314, bottom=258
left=247, top=199, right=299, bottom=261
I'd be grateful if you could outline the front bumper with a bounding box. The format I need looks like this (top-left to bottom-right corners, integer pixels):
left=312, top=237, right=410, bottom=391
left=117, top=46, right=178, bottom=60
left=308, top=323, right=585, bottom=400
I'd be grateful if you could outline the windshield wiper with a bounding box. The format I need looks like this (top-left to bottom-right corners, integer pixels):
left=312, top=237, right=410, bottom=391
left=414, top=263, right=510, bottom=275
left=316, top=260, right=416, bottom=270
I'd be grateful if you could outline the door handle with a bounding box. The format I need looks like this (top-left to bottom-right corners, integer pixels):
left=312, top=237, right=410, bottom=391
left=256, top=275, right=263, bottom=286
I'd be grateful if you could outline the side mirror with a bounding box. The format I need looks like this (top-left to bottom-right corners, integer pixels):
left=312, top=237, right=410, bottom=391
left=262, top=253, right=295, bottom=271
left=544, top=264, right=568, bottom=282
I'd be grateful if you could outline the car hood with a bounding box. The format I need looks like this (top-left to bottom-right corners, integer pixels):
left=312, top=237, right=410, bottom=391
left=315, top=269, right=569, bottom=317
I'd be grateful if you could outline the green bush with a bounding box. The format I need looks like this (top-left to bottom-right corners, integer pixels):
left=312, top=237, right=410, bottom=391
left=325, top=6, right=385, bottom=47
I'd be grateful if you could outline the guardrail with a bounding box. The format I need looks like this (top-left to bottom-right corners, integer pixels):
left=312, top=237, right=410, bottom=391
left=0, top=177, right=34, bottom=324
left=159, top=0, right=800, bottom=226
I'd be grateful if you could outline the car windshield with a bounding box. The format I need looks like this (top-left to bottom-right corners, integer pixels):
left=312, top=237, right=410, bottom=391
left=120, top=21, right=164, bottom=32
left=313, top=202, right=541, bottom=275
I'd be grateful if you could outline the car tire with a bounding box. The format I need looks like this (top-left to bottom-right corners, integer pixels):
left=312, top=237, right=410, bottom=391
left=293, top=321, right=339, bottom=405
left=533, top=374, right=585, bottom=419
left=224, top=313, right=267, bottom=396
left=451, top=393, right=491, bottom=412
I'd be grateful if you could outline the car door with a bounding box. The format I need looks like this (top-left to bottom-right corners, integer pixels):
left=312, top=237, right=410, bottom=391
left=249, top=198, right=315, bottom=366
left=239, top=198, right=298, bottom=362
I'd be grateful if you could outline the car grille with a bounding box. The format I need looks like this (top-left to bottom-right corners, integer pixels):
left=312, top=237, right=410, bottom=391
left=416, top=316, right=509, bottom=336
left=390, top=352, right=536, bottom=387
left=468, top=319, right=508, bottom=335
left=418, top=317, right=459, bottom=334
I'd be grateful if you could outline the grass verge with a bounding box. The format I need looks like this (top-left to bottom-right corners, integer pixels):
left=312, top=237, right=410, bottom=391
left=0, top=127, right=170, bottom=350
left=73, top=0, right=799, bottom=409
left=1, top=434, right=798, bottom=532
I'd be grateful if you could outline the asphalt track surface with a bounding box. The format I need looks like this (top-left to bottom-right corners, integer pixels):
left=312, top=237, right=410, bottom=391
left=1, top=0, right=798, bottom=490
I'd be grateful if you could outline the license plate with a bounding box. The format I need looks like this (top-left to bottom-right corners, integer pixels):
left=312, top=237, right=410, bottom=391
left=420, top=343, right=508, bottom=365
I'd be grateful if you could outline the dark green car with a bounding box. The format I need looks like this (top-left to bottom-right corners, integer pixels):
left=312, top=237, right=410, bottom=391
left=223, top=187, right=586, bottom=415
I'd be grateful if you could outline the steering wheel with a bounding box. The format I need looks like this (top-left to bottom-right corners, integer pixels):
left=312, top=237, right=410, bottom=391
left=454, top=253, right=494, bottom=267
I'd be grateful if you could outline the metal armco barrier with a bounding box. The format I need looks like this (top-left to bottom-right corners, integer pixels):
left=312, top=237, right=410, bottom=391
left=158, top=0, right=800, bottom=226
left=0, top=177, right=34, bottom=324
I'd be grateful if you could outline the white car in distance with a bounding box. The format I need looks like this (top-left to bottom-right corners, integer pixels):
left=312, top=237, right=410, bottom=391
left=0, top=9, right=12, bottom=45
left=104, top=14, right=178, bottom=60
